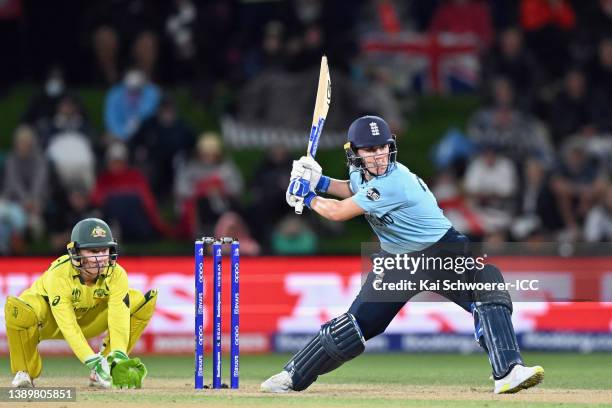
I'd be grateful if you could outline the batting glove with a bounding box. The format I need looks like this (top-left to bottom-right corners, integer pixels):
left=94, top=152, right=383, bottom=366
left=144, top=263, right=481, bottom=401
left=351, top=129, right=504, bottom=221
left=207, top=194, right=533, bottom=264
left=291, top=156, right=324, bottom=191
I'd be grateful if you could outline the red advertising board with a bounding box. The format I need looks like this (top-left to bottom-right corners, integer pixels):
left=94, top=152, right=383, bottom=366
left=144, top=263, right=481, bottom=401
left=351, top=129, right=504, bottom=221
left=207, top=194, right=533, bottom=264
left=1, top=256, right=612, bottom=354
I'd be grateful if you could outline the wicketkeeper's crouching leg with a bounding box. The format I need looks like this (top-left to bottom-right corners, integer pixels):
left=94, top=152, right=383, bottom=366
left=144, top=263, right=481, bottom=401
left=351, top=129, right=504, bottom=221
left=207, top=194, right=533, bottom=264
left=261, top=312, right=366, bottom=392
left=4, top=296, right=43, bottom=384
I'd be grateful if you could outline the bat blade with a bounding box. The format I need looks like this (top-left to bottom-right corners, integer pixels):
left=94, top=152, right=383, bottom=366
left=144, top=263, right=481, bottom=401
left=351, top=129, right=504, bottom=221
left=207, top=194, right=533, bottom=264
left=295, top=55, right=331, bottom=215
left=306, top=55, right=331, bottom=158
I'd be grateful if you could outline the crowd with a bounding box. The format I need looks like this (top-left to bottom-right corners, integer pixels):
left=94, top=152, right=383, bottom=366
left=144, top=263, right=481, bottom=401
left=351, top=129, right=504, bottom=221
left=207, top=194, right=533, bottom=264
left=0, top=0, right=610, bottom=254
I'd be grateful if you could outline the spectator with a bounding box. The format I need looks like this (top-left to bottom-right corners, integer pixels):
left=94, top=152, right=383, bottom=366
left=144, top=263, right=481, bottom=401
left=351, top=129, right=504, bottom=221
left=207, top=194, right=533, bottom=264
left=130, top=95, right=196, bottom=203
left=511, top=157, right=563, bottom=240
left=429, top=0, right=494, bottom=49
left=583, top=183, right=612, bottom=242
left=174, top=132, right=243, bottom=237
left=463, top=144, right=519, bottom=241
left=45, top=181, right=98, bottom=252
left=547, top=68, right=595, bottom=147
left=46, top=130, right=96, bottom=193
left=550, top=139, right=604, bottom=241
left=431, top=169, right=484, bottom=238
left=239, top=63, right=359, bottom=131
left=2, top=126, right=48, bottom=239
left=84, top=0, right=161, bottom=84
left=358, top=66, right=402, bottom=134
left=40, top=94, right=95, bottom=149
left=0, top=198, right=27, bottom=254
left=22, top=67, right=69, bottom=137
left=587, top=37, right=612, bottom=133
left=242, top=21, right=288, bottom=81
left=271, top=215, right=317, bottom=255
left=467, top=77, right=553, bottom=165
left=569, top=0, right=612, bottom=63
left=520, top=0, right=576, bottom=80
left=214, top=212, right=261, bottom=255
left=104, top=69, right=160, bottom=142
left=92, top=142, right=172, bottom=241
left=248, top=145, right=293, bottom=244
left=481, top=27, right=541, bottom=110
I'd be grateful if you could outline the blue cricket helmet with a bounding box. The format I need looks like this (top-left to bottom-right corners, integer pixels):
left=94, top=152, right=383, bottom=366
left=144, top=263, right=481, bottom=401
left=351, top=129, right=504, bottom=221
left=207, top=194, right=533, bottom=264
left=344, top=115, right=397, bottom=172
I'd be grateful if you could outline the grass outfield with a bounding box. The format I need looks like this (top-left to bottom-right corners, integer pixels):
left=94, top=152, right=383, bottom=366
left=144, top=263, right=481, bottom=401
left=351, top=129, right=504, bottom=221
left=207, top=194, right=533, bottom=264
left=1, top=353, right=612, bottom=407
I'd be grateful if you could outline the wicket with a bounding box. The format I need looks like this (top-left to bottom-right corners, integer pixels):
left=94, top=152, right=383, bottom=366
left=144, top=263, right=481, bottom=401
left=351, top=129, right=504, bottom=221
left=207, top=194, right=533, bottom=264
left=194, top=236, right=240, bottom=389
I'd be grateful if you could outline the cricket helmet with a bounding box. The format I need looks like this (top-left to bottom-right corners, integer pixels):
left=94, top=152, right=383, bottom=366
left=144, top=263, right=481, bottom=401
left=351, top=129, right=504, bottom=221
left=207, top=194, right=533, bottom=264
left=67, top=218, right=118, bottom=268
left=344, top=115, right=397, bottom=173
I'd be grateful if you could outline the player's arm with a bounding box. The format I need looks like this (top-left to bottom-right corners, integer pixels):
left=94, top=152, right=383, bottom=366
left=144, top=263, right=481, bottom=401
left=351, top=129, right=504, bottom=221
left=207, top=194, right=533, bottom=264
left=310, top=195, right=364, bottom=221
left=106, top=266, right=130, bottom=354
left=45, top=275, right=95, bottom=362
left=325, top=178, right=353, bottom=199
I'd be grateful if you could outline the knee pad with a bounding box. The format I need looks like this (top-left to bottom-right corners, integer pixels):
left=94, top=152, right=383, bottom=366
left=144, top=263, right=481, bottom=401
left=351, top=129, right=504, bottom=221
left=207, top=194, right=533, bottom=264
left=5, top=296, right=38, bottom=330
left=284, top=312, right=366, bottom=391
left=125, top=289, right=157, bottom=354
left=473, top=264, right=512, bottom=312
left=132, top=289, right=157, bottom=321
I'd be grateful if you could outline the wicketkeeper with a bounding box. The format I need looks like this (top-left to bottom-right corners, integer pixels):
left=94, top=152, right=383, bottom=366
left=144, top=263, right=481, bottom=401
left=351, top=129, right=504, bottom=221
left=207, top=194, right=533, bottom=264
left=5, top=218, right=156, bottom=389
left=262, top=115, right=544, bottom=394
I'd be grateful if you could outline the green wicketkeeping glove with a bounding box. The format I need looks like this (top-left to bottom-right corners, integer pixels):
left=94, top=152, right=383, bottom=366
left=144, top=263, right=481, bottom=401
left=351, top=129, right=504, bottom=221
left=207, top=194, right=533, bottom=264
left=108, top=350, right=148, bottom=389
left=85, top=353, right=112, bottom=388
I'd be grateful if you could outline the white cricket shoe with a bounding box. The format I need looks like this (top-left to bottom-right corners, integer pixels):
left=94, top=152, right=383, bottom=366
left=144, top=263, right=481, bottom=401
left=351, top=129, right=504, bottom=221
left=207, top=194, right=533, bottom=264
left=494, top=364, right=544, bottom=394
left=260, top=370, right=293, bottom=393
left=89, top=369, right=112, bottom=389
left=12, top=371, right=34, bottom=388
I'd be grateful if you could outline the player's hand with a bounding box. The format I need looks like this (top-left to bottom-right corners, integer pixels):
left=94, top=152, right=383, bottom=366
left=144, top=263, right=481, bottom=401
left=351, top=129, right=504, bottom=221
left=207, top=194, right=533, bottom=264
left=85, top=353, right=112, bottom=389
left=287, top=177, right=311, bottom=198
left=108, top=350, right=148, bottom=389
left=291, top=156, right=322, bottom=191
left=286, top=178, right=317, bottom=210
left=286, top=178, right=308, bottom=208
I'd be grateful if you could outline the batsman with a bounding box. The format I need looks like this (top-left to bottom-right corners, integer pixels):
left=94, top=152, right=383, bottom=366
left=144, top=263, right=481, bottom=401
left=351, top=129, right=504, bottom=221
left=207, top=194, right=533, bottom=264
left=5, top=218, right=156, bottom=389
left=262, top=115, right=545, bottom=394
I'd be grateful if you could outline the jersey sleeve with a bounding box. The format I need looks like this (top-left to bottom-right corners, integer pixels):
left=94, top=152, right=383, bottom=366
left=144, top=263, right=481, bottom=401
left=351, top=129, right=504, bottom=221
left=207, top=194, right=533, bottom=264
left=351, top=177, right=406, bottom=214
left=106, top=265, right=130, bottom=354
left=44, top=272, right=95, bottom=363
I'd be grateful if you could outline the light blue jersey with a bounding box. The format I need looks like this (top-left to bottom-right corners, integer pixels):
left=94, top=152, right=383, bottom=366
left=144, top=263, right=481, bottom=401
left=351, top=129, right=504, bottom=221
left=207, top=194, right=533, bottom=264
left=349, top=162, right=452, bottom=252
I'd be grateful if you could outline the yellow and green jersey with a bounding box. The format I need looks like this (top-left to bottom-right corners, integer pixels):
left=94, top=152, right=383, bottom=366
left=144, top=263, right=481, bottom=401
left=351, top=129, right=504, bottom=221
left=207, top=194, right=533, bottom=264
left=21, top=255, right=130, bottom=362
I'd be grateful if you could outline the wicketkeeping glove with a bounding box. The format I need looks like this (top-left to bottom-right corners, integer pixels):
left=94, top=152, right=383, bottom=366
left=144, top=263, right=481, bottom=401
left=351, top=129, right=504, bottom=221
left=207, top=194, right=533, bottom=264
left=85, top=353, right=112, bottom=389
left=108, top=350, right=148, bottom=389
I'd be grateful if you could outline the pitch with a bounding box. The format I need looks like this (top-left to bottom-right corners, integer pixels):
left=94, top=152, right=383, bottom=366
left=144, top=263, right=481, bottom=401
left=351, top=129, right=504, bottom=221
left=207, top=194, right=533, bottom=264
left=1, top=353, right=611, bottom=407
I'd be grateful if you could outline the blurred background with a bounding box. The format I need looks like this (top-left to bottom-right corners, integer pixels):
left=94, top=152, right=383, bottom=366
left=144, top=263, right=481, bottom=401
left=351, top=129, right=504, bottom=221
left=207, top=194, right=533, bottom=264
left=0, top=0, right=610, bottom=256
left=1, top=0, right=612, bottom=357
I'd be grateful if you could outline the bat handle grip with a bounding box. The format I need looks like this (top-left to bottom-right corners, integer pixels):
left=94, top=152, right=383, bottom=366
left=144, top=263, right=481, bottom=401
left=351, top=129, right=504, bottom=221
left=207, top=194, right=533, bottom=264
left=294, top=200, right=304, bottom=215
left=294, top=168, right=312, bottom=215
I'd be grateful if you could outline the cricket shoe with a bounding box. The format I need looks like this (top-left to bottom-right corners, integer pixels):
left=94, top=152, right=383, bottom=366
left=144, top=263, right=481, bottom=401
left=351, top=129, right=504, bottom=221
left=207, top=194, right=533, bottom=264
left=494, top=364, right=544, bottom=394
left=89, top=369, right=112, bottom=389
left=260, top=370, right=293, bottom=393
left=12, top=371, right=34, bottom=388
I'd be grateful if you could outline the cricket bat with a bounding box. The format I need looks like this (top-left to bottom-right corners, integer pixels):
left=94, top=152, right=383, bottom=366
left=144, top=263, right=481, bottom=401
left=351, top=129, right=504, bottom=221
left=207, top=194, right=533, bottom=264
left=295, top=55, right=331, bottom=215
